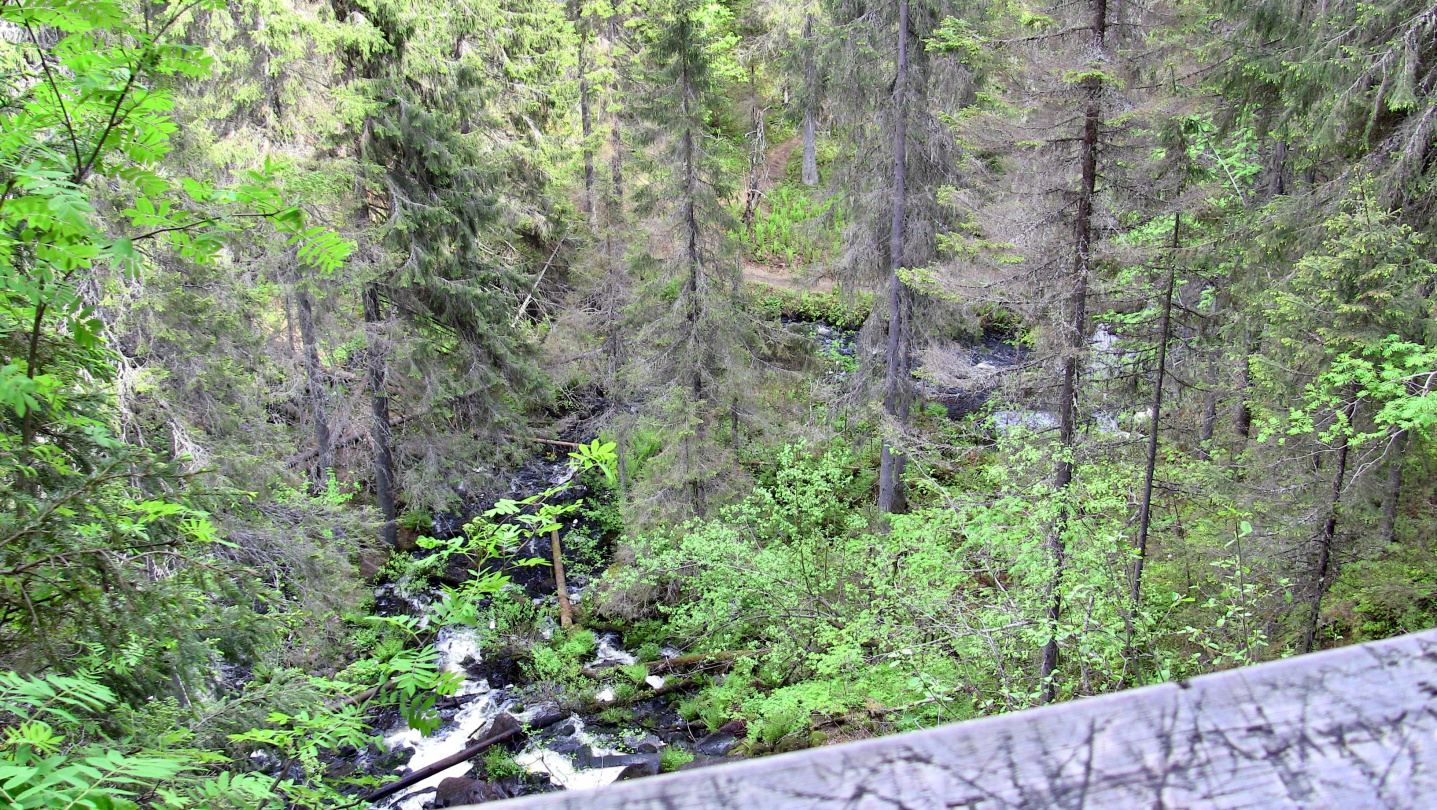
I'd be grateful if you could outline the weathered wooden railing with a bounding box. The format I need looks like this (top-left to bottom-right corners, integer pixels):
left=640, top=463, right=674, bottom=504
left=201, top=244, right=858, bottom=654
left=473, top=628, right=1437, bottom=809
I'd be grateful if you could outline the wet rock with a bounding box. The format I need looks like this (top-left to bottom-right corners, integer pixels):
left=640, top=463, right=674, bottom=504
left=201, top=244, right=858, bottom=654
left=678, top=754, right=745, bottom=771
left=694, top=730, right=737, bottom=756
left=473, top=712, right=526, bottom=749
left=374, top=744, right=413, bottom=772
left=433, top=513, right=467, bottom=540
left=465, top=644, right=526, bottom=688
left=624, top=733, right=664, bottom=753
left=578, top=750, right=661, bottom=779
left=525, top=703, right=565, bottom=731
left=397, top=526, right=420, bottom=552
left=434, top=776, right=508, bottom=807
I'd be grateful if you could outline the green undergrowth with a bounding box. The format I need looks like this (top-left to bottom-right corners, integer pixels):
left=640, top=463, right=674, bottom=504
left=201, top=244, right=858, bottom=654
left=742, top=185, right=846, bottom=268
left=754, top=286, right=873, bottom=329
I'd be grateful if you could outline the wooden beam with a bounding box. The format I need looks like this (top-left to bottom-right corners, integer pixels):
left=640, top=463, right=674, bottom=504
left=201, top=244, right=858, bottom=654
left=470, top=629, right=1437, bottom=809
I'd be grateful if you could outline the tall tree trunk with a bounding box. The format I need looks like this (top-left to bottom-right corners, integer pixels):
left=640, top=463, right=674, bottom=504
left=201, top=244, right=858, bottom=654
left=295, top=278, right=332, bottom=483
left=1268, top=139, right=1287, bottom=198
left=579, top=26, right=595, bottom=223
left=1235, top=335, right=1256, bottom=441
left=1301, top=381, right=1359, bottom=654
left=742, top=64, right=765, bottom=226
left=877, top=0, right=911, bottom=518
left=610, top=116, right=625, bottom=203
left=284, top=291, right=297, bottom=356
left=802, top=112, right=819, bottom=187
left=363, top=286, right=397, bottom=548
left=800, top=14, right=819, bottom=187
left=1197, top=351, right=1218, bottom=461
left=680, top=64, right=707, bottom=517
left=1041, top=0, right=1106, bottom=704
left=1379, top=428, right=1407, bottom=545
left=1132, top=215, right=1179, bottom=614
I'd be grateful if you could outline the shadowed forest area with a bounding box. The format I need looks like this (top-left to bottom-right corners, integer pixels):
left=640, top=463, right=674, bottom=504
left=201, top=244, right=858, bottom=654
left=4, top=0, right=1437, bottom=807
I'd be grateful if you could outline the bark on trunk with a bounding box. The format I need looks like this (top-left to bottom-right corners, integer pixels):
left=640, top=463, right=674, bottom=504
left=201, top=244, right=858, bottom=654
left=1268, top=140, right=1287, bottom=198
left=363, top=286, right=398, bottom=548
left=1235, top=342, right=1254, bottom=440
left=1198, top=351, right=1218, bottom=461
left=579, top=27, right=595, bottom=223
left=1041, top=0, right=1106, bottom=704
left=800, top=14, right=819, bottom=187
left=877, top=0, right=911, bottom=518
left=552, top=529, right=573, bottom=628
left=1301, top=382, right=1359, bottom=654
left=802, top=113, right=819, bottom=187
left=680, top=60, right=708, bottom=517
left=1379, top=428, right=1407, bottom=546
left=742, top=64, right=765, bottom=226
left=1132, top=215, right=1179, bottom=612
left=295, top=279, right=332, bottom=482
left=611, top=117, right=624, bottom=203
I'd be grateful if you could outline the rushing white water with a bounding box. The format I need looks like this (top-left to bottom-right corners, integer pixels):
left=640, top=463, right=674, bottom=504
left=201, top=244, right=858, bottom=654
left=513, top=749, right=629, bottom=791
left=513, top=715, right=631, bottom=791
left=589, top=633, right=636, bottom=667
left=435, top=625, right=484, bottom=676
left=379, top=688, right=512, bottom=810
left=373, top=626, right=656, bottom=807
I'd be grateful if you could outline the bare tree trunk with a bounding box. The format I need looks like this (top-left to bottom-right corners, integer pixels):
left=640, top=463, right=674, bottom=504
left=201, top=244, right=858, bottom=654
left=1132, top=215, right=1179, bottom=614
left=1235, top=337, right=1256, bottom=441
left=1301, top=382, right=1359, bottom=654
left=1197, top=351, right=1218, bottom=461
left=363, top=286, right=397, bottom=547
left=295, top=278, right=332, bottom=482
left=579, top=26, right=595, bottom=223
left=801, top=15, right=819, bottom=187
left=1268, top=139, right=1287, bottom=198
left=284, top=291, right=297, bottom=356
left=1379, top=428, right=1407, bottom=545
left=742, top=64, right=765, bottom=226
left=1041, top=0, right=1106, bottom=704
left=552, top=529, right=573, bottom=628
left=877, top=0, right=911, bottom=518
left=611, top=116, right=624, bottom=203
left=801, top=113, right=819, bottom=186
left=680, top=62, right=708, bottom=517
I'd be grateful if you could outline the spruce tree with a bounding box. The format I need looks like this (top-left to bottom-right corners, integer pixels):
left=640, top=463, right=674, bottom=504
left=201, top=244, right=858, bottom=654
left=624, top=0, right=755, bottom=518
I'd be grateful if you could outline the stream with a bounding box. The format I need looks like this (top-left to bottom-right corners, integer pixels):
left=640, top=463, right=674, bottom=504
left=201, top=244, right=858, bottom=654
left=359, top=322, right=1130, bottom=807
left=362, top=455, right=729, bottom=808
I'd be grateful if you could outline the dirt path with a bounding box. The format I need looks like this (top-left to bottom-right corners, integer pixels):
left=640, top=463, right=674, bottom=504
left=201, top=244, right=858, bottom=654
left=743, top=259, right=835, bottom=293
left=742, top=137, right=836, bottom=293
left=761, top=136, right=801, bottom=192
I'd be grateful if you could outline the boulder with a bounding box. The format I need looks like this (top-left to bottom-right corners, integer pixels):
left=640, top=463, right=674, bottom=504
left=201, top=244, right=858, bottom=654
left=434, top=776, right=507, bottom=807
left=694, top=730, right=737, bottom=756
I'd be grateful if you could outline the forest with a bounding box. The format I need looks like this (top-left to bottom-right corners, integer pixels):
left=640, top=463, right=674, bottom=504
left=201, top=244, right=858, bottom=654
left=3, top=0, right=1436, bottom=806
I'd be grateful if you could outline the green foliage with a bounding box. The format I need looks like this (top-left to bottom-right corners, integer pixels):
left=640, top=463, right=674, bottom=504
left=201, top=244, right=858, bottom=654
left=754, top=287, right=872, bottom=329
left=482, top=746, right=524, bottom=780
left=742, top=185, right=845, bottom=268
left=658, top=746, right=693, bottom=772
left=0, top=671, right=274, bottom=810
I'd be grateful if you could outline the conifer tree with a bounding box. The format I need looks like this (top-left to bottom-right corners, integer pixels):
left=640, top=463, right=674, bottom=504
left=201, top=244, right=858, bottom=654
left=624, top=0, right=754, bottom=518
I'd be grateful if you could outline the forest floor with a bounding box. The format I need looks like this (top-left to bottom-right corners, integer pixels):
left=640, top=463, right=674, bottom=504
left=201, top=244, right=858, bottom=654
left=740, top=136, right=837, bottom=293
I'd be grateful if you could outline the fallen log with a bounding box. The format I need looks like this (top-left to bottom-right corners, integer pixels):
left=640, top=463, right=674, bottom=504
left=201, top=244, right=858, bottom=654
left=647, top=649, right=768, bottom=676
left=363, top=720, right=522, bottom=804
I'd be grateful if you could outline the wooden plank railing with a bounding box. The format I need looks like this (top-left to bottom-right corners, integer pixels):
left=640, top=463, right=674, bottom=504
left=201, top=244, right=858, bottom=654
left=472, top=628, right=1437, bottom=809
